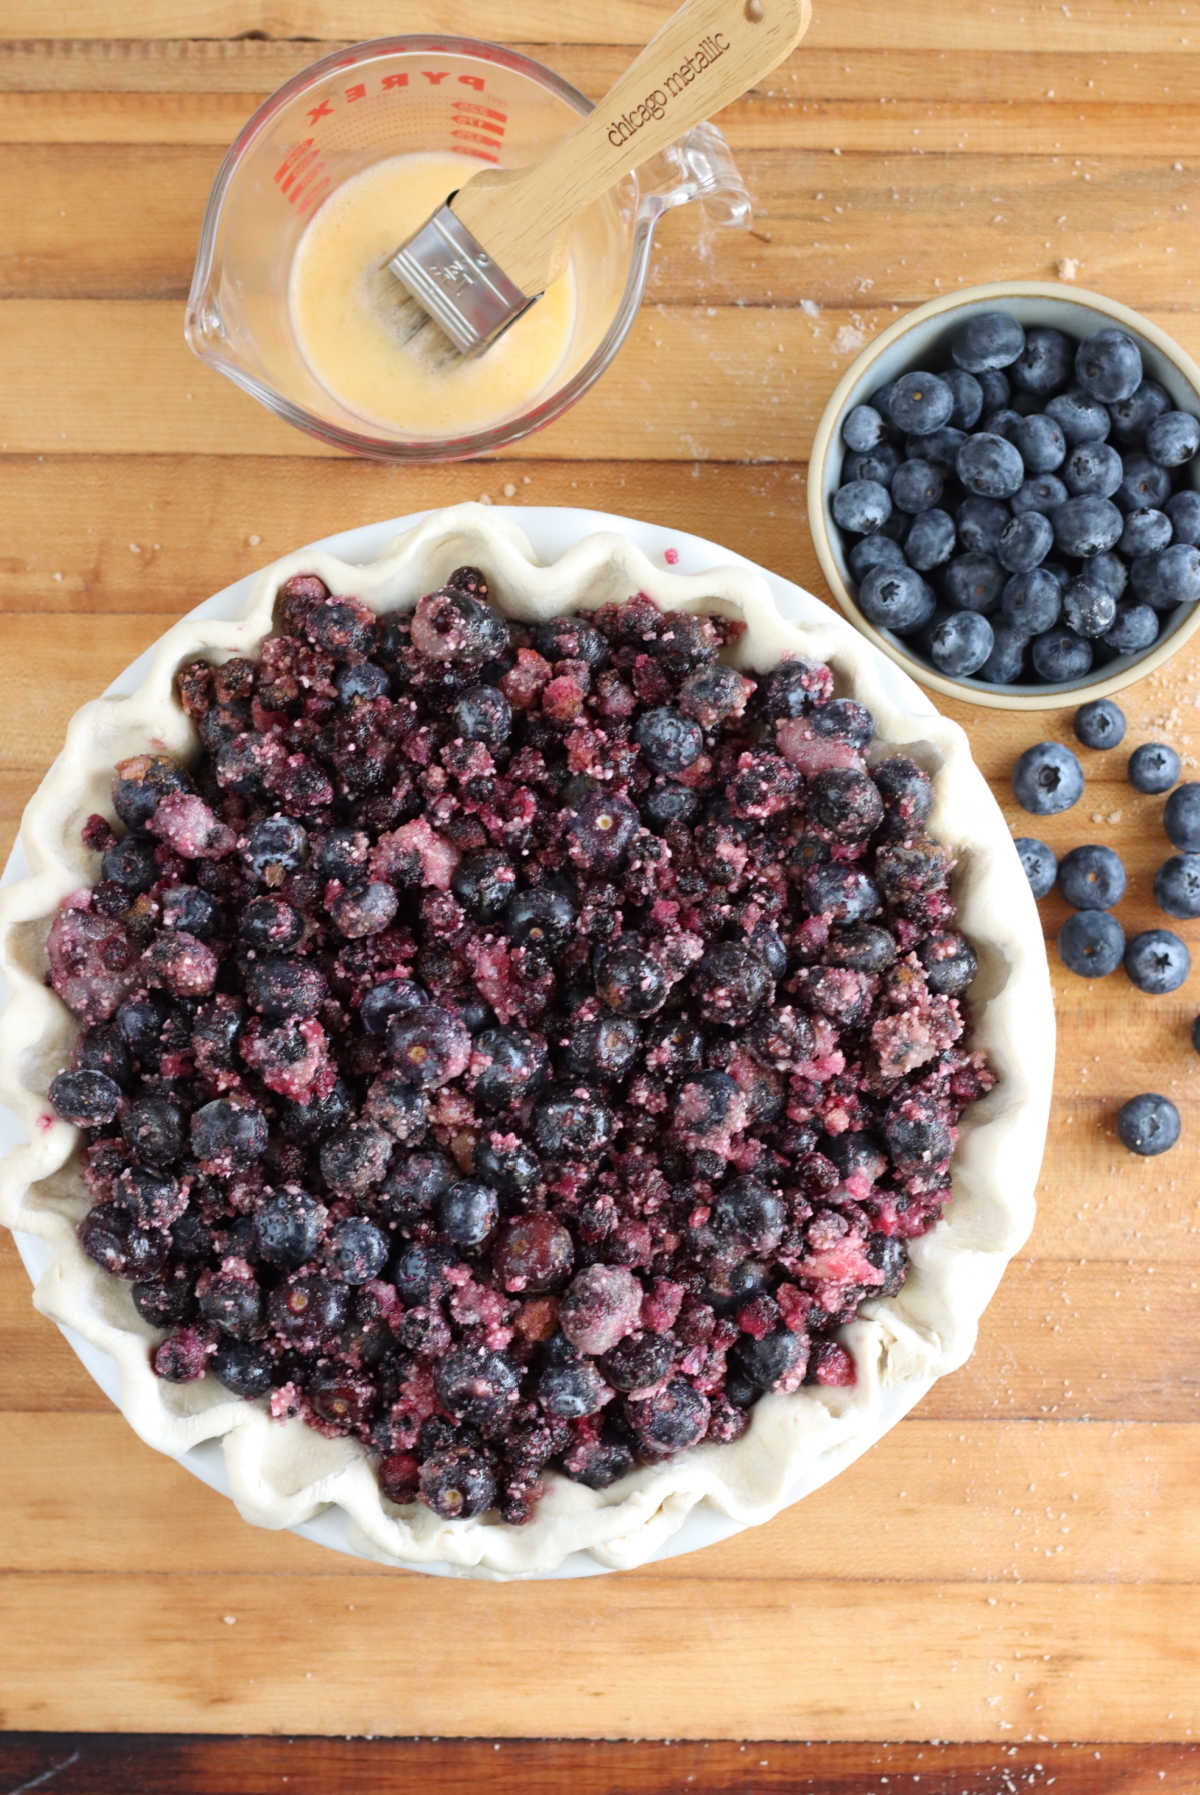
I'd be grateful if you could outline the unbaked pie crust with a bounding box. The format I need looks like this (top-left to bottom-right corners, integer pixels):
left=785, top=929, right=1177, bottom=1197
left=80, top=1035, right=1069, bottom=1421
left=0, top=505, right=1054, bottom=1577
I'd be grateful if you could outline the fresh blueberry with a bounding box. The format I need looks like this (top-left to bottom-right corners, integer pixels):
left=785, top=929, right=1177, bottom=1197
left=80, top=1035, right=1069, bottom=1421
left=1031, top=628, right=1093, bottom=683
left=929, top=611, right=994, bottom=678
left=956, top=496, right=1011, bottom=554
left=1164, top=782, right=1200, bottom=850
left=998, top=511, right=1054, bottom=574
left=949, top=310, right=1025, bottom=373
left=1084, top=551, right=1128, bottom=600
left=470, top=1026, right=548, bottom=1109
left=1015, top=836, right=1057, bottom=899
left=1130, top=544, right=1200, bottom=610
left=957, top=432, right=1025, bottom=498
left=1167, top=489, right=1200, bottom=546
left=904, top=508, right=957, bottom=571
left=891, top=458, right=944, bottom=514
left=842, top=404, right=886, bottom=452
left=942, top=368, right=984, bottom=429
left=857, top=563, right=936, bottom=633
left=1012, top=475, right=1069, bottom=516
left=1057, top=910, right=1125, bottom=978
left=1154, top=854, right=1200, bottom=920
left=1011, top=741, right=1084, bottom=814
left=1103, top=603, right=1159, bottom=655
left=1115, top=453, right=1172, bottom=514
left=1109, top=379, right=1171, bottom=443
left=1194, top=1014, right=1200, bottom=1054
left=907, top=426, right=967, bottom=471
left=944, top=552, right=1005, bottom=612
left=884, top=370, right=955, bottom=435
left=1000, top=567, right=1061, bottom=636
left=1120, top=508, right=1173, bottom=559
left=1061, top=579, right=1117, bottom=639
left=1012, top=412, right=1067, bottom=474
left=844, top=442, right=901, bottom=487
left=833, top=479, right=893, bottom=535
left=1075, top=327, right=1144, bottom=404
left=848, top=533, right=906, bottom=581
left=1051, top=496, right=1123, bottom=559
left=1057, top=844, right=1126, bottom=910
left=1116, top=1093, right=1181, bottom=1156
left=1062, top=441, right=1123, bottom=499
left=1073, top=698, right=1126, bottom=749
left=1010, top=325, right=1074, bottom=395
left=980, top=623, right=1028, bottom=685
left=976, top=368, right=1012, bottom=409
left=1124, top=928, right=1190, bottom=994
left=985, top=406, right=1025, bottom=442
left=1146, top=411, right=1200, bottom=468
left=1046, top=388, right=1111, bottom=444
left=1127, top=741, right=1181, bottom=793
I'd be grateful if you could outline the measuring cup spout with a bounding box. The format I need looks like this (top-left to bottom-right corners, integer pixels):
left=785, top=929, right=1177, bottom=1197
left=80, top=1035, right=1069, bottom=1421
left=637, top=121, right=752, bottom=226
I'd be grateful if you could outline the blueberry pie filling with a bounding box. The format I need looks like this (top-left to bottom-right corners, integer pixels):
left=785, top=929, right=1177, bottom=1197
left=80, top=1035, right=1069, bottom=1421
left=42, top=570, right=993, bottom=1526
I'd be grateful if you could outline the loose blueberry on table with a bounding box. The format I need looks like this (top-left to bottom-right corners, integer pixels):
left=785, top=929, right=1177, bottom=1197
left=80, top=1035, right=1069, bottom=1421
left=833, top=312, right=1200, bottom=687
left=41, top=572, right=993, bottom=1526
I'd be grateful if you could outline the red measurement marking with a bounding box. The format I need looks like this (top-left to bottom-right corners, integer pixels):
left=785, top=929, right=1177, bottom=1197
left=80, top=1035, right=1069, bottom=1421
left=458, top=147, right=499, bottom=163
left=281, top=144, right=319, bottom=195
left=452, top=100, right=506, bottom=123
left=290, top=154, right=326, bottom=206
left=382, top=72, right=409, bottom=90
left=298, top=175, right=332, bottom=215
left=451, top=127, right=506, bottom=153
left=345, top=82, right=367, bottom=102
left=306, top=99, right=334, bottom=124
left=273, top=136, right=314, bottom=186
left=421, top=70, right=449, bottom=86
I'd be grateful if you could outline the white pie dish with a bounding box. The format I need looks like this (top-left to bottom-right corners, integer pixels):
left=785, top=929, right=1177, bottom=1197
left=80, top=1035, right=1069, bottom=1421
left=0, top=503, right=1054, bottom=1579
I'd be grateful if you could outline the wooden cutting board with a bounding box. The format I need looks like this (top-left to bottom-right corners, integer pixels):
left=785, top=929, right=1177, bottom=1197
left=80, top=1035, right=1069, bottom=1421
left=2, top=3, right=1200, bottom=1787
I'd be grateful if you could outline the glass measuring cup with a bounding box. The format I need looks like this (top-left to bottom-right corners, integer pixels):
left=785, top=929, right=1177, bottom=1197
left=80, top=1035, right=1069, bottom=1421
left=185, top=36, right=751, bottom=462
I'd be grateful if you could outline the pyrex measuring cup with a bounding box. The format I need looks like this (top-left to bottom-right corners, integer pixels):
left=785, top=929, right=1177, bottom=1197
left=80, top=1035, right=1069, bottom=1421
left=185, top=36, right=751, bottom=462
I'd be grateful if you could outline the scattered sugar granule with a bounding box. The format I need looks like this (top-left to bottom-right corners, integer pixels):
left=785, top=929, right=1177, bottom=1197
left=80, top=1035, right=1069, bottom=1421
left=502, top=482, right=517, bottom=498
left=1056, top=256, right=1079, bottom=281
left=834, top=323, right=866, bottom=355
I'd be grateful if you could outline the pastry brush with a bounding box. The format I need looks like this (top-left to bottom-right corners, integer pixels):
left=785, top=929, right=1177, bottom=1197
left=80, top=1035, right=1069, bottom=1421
left=387, top=0, right=812, bottom=358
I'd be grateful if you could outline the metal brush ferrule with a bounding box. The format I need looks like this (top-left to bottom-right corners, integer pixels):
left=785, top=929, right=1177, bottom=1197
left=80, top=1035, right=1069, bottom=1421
left=386, top=204, right=534, bottom=356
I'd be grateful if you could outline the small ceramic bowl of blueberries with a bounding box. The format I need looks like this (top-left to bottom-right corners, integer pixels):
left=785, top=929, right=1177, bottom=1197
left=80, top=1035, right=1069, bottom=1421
left=808, top=281, right=1200, bottom=709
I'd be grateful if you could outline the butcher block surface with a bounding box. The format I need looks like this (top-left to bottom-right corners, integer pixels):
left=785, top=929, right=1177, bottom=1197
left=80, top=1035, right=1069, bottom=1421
left=1, top=2, right=1199, bottom=1788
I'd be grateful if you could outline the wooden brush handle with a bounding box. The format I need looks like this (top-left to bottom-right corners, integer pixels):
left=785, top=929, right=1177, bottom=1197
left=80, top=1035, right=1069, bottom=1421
left=452, top=0, right=811, bottom=297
